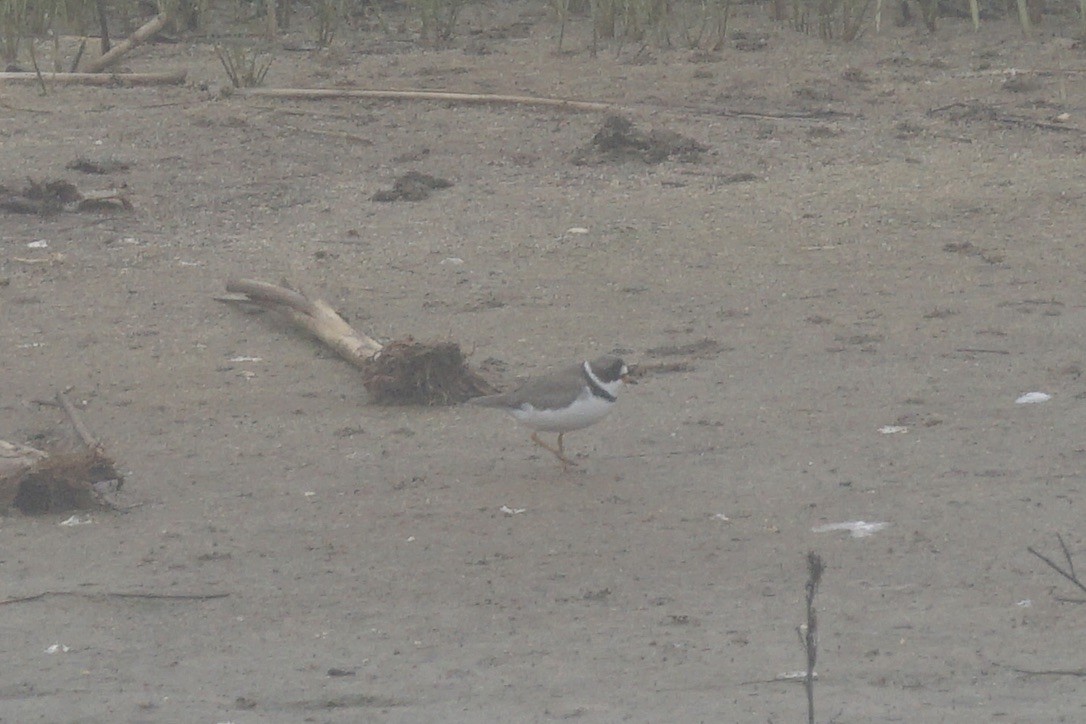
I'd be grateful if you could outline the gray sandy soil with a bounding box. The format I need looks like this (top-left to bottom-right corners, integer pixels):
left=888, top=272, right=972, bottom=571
left=2, top=5, right=1086, bottom=721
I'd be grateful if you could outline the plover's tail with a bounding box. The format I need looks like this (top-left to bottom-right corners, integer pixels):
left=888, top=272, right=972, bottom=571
left=465, top=393, right=509, bottom=408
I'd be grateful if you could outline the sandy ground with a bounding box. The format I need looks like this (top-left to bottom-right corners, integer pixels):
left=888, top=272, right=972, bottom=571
left=3, top=4, right=1086, bottom=721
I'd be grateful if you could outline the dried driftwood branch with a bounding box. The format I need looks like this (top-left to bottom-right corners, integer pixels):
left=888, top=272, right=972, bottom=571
left=240, top=88, right=614, bottom=113
left=84, top=12, right=170, bottom=72
left=0, top=441, right=48, bottom=492
left=0, top=70, right=186, bottom=86
left=220, top=278, right=495, bottom=405
left=223, top=278, right=383, bottom=367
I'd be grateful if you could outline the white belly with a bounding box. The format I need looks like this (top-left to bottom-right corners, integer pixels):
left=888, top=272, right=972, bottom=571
left=509, top=391, right=615, bottom=433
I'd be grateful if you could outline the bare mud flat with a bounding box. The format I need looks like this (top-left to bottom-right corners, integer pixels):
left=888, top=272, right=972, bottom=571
left=3, top=5, right=1086, bottom=721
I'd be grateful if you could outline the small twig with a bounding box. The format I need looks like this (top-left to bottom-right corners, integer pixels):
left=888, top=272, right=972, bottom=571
left=954, top=66, right=1086, bottom=77
left=1058, top=533, right=1076, bottom=580
left=929, top=101, right=1084, bottom=135
left=956, top=348, right=1010, bottom=355
left=105, top=591, right=230, bottom=601
left=739, top=672, right=817, bottom=686
left=1028, top=538, right=1086, bottom=595
left=56, top=390, right=101, bottom=451
left=0, top=590, right=230, bottom=606
left=928, top=101, right=974, bottom=114
left=804, top=551, right=825, bottom=724
left=0, top=593, right=48, bottom=605
left=995, top=116, right=1083, bottom=134
left=28, top=37, right=47, bottom=95
left=69, top=38, right=87, bottom=73
left=931, top=132, right=975, bottom=144
left=11, top=256, right=66, bottom=264
left=1053, top=596, right=1086, bottom=604
left=278, top=123, right=374, bottom=146
left=707, top=106, right=851, bottom=121
left=1012, top=667, right=1086, bottom=677
left=95, top=0, right=111, bottom=54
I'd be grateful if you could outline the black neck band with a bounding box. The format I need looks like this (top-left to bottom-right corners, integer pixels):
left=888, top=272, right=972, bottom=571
left=583, top=365, right=617, bottom=402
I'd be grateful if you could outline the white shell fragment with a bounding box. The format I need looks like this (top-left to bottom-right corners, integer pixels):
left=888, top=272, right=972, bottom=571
left=878, top=426, right=908, bottom=434
left=59, top=515, right=92, bottom=526
left=45, top=643, right=71, bottom=654
left=500, top=505, right=526, bottom=515
left=565, top=227, right=589, bottom=235
left=812, top=521, right=889, bottom=538
left=1015, top=392, right=1051, bottom=404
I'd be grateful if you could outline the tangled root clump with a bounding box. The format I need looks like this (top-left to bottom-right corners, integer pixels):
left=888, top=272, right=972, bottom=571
left=361, top=339, right=496, bottom=406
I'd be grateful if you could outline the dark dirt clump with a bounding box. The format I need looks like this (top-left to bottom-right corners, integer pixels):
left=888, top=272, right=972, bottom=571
left=572, top=115, right=708, bottom=165
left=372, top=171, right=453, bottom=202
left=362, top=339, right=496, bottom=405
left=0, top=178, right=130, bottom=215
left=0, top=179, right=80, bottom=215
left=7, top=449, right=123, bottom=515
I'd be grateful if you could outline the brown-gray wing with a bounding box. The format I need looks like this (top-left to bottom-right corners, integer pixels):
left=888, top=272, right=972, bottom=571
left=468, top=361, right=585, bottom=410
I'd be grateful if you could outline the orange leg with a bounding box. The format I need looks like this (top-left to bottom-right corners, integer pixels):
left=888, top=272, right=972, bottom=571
left=531, top=432, right=577, bottom=468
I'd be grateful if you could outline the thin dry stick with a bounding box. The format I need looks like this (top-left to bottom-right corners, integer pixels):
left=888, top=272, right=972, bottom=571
left=0, top=590, right=229, bottom=606
left=105, top=591, right=230, bottom=601
left=1028, top=534, right=1086, bottom=595
left=69, top=38, right=87, bottom=73
left=28, top=38, right=47, bottom=94
left=95, top=0, right=111, bottom=53
left=1013, top=667, right=1086, bottom=677
left=240, top=87, right=614, bottom=113
left=84, top=12, right=170, bottom=72
left=278, top=123, right=374, bottom=145
left=56, top=390, right=101, bottom=451
left=0, top=71, right=187, bottom=86
left=244, top=87, right=864, bottom=125
left=953, top=67, right=1086, bottom=77
left=804, top=552, right=824, bottom=724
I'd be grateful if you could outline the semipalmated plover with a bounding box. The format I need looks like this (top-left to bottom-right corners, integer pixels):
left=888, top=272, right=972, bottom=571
left=468, top=355, right=631, bottom=467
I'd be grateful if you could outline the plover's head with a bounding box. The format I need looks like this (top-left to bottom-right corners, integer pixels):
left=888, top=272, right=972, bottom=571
left=585, top=356, right=631, bottom=396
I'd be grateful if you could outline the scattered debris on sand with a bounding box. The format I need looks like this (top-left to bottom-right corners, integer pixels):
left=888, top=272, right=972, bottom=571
left=572, top=115, right=708, bottom=165
left=0, top=178, right=131, bottom=215
left=635, top=337, right=726, bottom=376
left=66, top=157, right=132, bottom=175
left=1, top=392, right=126, bottom=515
left=372, top=171, right=453, bottom=202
